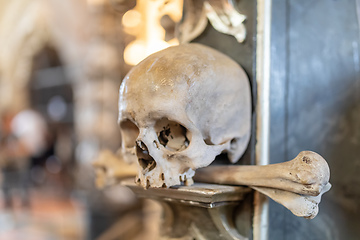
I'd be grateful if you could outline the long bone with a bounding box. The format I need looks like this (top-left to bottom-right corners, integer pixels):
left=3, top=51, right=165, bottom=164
left=194, top=151, right=331, bottom=218
left=252, top=183, right=331, bottom=219
left=194, top=151, right=330, bottom=196
left=93, top=150, right=330, bottom=218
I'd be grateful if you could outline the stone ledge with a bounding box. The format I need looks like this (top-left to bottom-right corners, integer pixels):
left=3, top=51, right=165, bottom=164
left=121, top=178, right=251, bottom=208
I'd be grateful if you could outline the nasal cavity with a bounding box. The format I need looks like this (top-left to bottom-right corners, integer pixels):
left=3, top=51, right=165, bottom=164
left=136, top=141, right=156, bottom=172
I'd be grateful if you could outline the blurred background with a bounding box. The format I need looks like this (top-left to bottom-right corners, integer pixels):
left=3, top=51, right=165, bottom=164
left=1, top=0, right=360, bottom=240
left=0, top=0, right=183, bottom=239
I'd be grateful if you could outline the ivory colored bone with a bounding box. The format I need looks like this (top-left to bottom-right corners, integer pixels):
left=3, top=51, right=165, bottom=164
left=93, top=149, right=137, bottom=188
left=118, top=43, right=251, bottom=188
left=252, top=183, right=331, bottom=219
left=93, top=150, right=330, bottom=218
left=194, top=151, right=331, bottom=218
left=194, top=151, right=330, bottom=196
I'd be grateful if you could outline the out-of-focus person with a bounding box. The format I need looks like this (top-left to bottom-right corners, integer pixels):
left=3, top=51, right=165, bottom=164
left=0, top=108, right=51, bottom=208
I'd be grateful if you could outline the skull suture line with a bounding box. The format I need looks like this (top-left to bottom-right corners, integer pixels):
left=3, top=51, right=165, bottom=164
left=118, top=43, right=251, bottom=188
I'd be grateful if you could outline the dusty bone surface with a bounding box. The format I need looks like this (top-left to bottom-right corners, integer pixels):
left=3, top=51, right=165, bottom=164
left=118, top=43, right=251, bottom=189
left=252, top=183, right=331, bottom=219
left=93, top=149, right=331, bottom=218
left=194, top=151, right=330, bottom=196
left=194, top=150, right=331, bottom=218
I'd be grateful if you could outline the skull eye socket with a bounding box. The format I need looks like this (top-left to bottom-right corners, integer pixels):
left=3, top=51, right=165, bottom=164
left=120, top=119, right=139, bottom=148
left=154, top=118, right=190, bottom=151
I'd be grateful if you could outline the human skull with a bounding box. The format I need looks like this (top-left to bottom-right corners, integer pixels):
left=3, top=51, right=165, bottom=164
left=118, top=43, right=251, bottom=188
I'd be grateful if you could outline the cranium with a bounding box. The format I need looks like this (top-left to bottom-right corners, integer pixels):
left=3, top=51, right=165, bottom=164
left=118, top=43, right=251, bottom=188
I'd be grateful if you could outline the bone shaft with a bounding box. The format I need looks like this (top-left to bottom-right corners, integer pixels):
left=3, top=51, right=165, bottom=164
left=194, top=164, right=319, bottom=196
left=194, top=164, right=282, bottom=184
